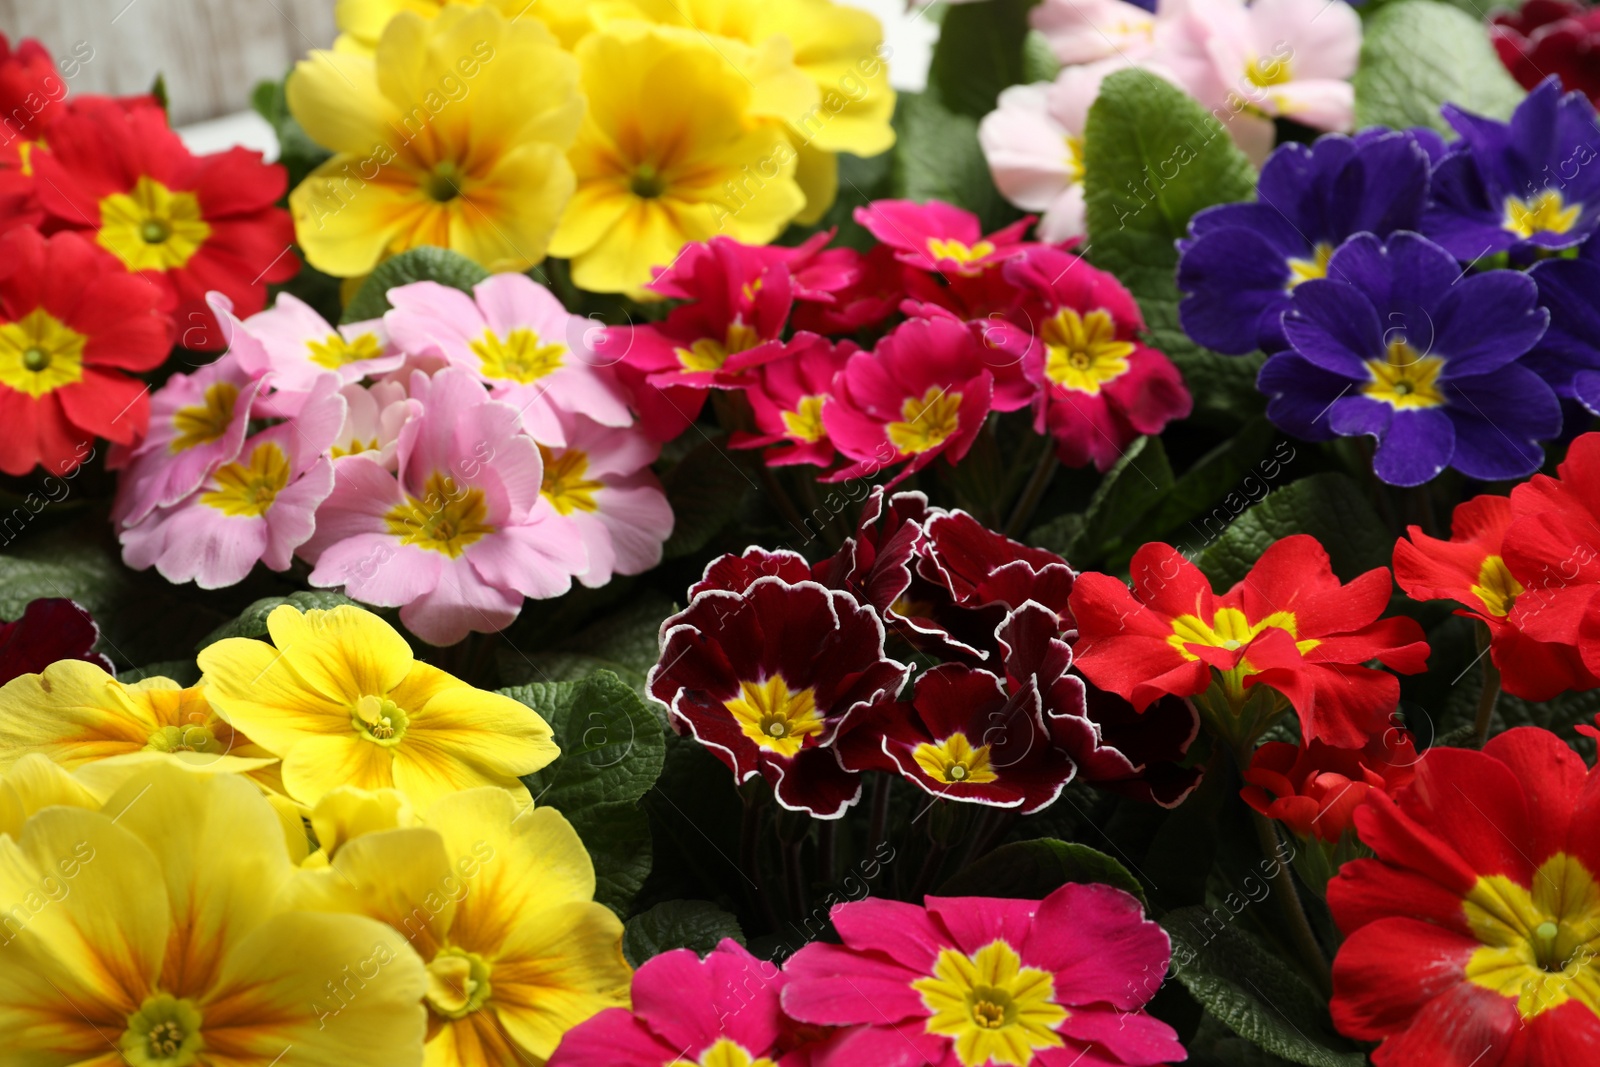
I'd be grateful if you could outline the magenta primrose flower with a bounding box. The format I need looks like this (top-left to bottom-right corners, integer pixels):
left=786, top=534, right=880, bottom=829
left=781, top=885, right=1185, bottom=1067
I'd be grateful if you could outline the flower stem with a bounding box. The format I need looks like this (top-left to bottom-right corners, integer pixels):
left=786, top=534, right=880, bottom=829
left=1004, top=447, right=1058, bottom=540
left=1474, top=624, right=1502, bottom=748
left=866, top=774, right=890, bottom=861
left=740, top=787, right=781, bottom=932
left=1249, top=806, right=1332, bottom=998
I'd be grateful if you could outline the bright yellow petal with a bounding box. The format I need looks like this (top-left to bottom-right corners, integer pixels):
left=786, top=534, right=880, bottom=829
left=286, top=47, right=394, bottom=154
left=335, top=0, right=445, bottom=51
left=447, top=142, right=576, bottom=271
left=0, top=660, right=156, bottom=770
left=424, top=1009, right=533, bottom=1067
left=565, top=197, right=695, bottom=293
left=489, top=900, right=630, bottom=1058
left=268, top=605, right=416, bottom=706
left=101, top=765, right=293, bottom=997
left=547, top=179, right=635, bottom=259
left=308, top=785, right=416, bottom=862
left=285, top=824, right=456, bottom=958
left=281, top=733, right=398, bottom=805
left=0, top=753, right=104, bottom=837
left=406, top=672, right=557, bottom=780
left=290, top=160, right=444, bottom=277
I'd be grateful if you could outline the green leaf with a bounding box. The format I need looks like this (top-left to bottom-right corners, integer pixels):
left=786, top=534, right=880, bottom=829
left=508, top=672, right=667, bottom=916
left=1353, top=0, right=1525, bottom=134
left=1022, top=30, right=1062, bottom=84
left=891, top=91, right=1014, bottom=231
left=927, top=0, right=1036, bottom=119
left=119, top=661, right=202, bottom=687
left=1082, top=68, right=1264, bottom=426
left=622, top=900, right=745, bottom=966
left=1164, top=906, right=1364, bottom=1067
left=1195, top=473, right=1392, bottom=590
left=149, top=73, right=169, bottom=114
left=1072, top=436, right=1175, bottom=566
left=198, top=591, right=360, bottom=650
left=342, top=246, right=490, bottom=324
left=659, top=436, right=754, bottom=559
left=251, top=73, right=332, bottom=192
left=938, top=839, right=1148, bottom=907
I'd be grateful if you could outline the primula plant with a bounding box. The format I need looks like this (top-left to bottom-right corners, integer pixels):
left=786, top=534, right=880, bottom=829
left=5, top=0, right=1600, bottom=1064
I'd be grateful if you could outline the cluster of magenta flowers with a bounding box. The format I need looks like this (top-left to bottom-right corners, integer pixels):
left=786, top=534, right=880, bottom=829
left=550, top=886, right=1184, bottom=1067
left=1178, top=78, right=1600, bottom=486
left=601, top=198, right=1192, bottom=477
left=648, top=488, right=1200, bottom=819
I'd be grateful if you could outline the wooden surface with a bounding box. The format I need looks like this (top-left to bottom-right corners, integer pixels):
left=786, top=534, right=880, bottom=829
left=0, top=0, right=336, bottom=126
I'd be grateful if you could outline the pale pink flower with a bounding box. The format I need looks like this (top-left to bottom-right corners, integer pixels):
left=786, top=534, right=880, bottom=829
left=538, top=409, right=674, bottom=588
left=301, top=367, right=588, bottom=646
left=119, top=374, right=345, bottom=588
left=212, top=290, right=403, bottom=417
left=1031, top=0, right=1159, bottom=64
left=330, top=380, right=418, bottom=469
left=384, top=274, right=632, bottom=447
left=111, top=351, right=267, bottom=527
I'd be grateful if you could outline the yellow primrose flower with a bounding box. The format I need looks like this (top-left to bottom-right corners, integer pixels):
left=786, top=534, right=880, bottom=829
left=303, top=784, right=417, bottom=867
left=288, top=6, right=583, bottom=277
left=0, top=763, right=428, bottom=1064
left=335, top=0, right=598, bottom=51
left=548, top=24, right=806, bottom=293
left=196, top=604, right=559, bottom=809
left=0, top=662, right=283, bottom=787
left=0, top=754, right=103, bottom=837
left=288, top=787, right=631, bottom=1065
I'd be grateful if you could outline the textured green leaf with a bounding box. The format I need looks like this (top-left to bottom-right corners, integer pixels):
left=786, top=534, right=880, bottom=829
left=1072, top=436, right=1175, bottom=566
left=508, top=672, right=667, bottom=916
left=1195, top=473, right=1391, bottom=590
left=197, top=591, right=359, bottom=649
left=342, top=246, right=490, bottom=323
left=1082, top=68, right=1263, bottom=426
left=1164, top=906, right=1364, bottom=1067
left=891, top=92, right=1014, bottom=231
left=1353, top=1, right=1525, bottom=134
left=659, top=436, right=753, bottom=559
left=939, top=839, right=1148, bottom=907
left=927, top=0, right=1036, bottom=119
left=622, top=900, right=746, bottom=967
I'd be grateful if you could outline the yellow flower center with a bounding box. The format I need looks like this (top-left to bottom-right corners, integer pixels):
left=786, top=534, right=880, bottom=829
left=724, top=676, right=824, bottom=758
left=780, top=395, right=828, bottom=443
left=1472, top=554, right=1524, bottom=617
left=0, top=307, right=87, bottom=398
left=540, top=446, right=604, bottom=515
left=1286, top=242, right=1334, bottom=289
left=422, top=160, right=465, bottom=203
left=887, top=386, right=963, bottom=456
left=384, top=472, right=495, bottom=558
left=669, top=1038, right=778, bottom=1067
left=1363, top=340, right=1446, bottom=410
left=307, top=331, right=385, bottom=369
left=675, top=321, right=761, bottom=373
left=426, top=947, right=493, bottom=1019
left=352, top=693, right=410, bottom=746
left=170, top=381, right=242, bottom=453
left=927, top=237, right=996, bottom=275
left=120, top=993, right=204, bottom=1067
left=1245, top=53, right=1293, bottom=88
left=1167, top=606, right=1319, bottom=706
left=330, top=436, right=381, bottom=459
left=1464, top=853, right=1600, bottom=1020
left=97, top=175, right=211, bottom=272
left=471, top=327, right=566, bottom=384
left=1064, top=135, right=1085, bottom=184
left=913, top=942, right=1067, bottom=1067
left=145, top=723, right=225, bottom=756
left=913, top=731, right=998, bottom=785
left=1503, top=190, right=1582, bottom=239
left=1041, top=308, right=1134, bottom=395
left=200, top=442, right=291, bottom=518
left=629, top=163, right=668, bottom=200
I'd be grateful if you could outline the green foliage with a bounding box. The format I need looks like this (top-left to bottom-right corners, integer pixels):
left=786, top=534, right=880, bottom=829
left=1071, top=436, right=1175, bottom=565
left=939, top=839, right=1148, bottom=907
left=1082, top=69, right=1264, bottom=426
left=197, top=591, right=360, bottom=649
left=1164, top=907, right=1364, bottom=1067
left=118, top=660, right=202, bottom=686
left=891, top=91, right=1015, bottom=232
left=622, top=900, right=746, bottom=967
left=1195, top=473, right=1392, bottom=589
left=927, top=0, right=1037, bottom=119
left=496, top=593, right=673, bottom=699
left=1353, top=1, right=1525, bottom=133
left=251, top=74, right=333, bottom=191
left=508, top=672, right=667, bottom=917
left=659, top=436, right=754, bottom=559
left=342, top=246, right=491, bottom=323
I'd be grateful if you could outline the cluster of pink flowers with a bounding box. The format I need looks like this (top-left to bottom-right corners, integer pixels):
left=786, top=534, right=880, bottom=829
left=550, top=885, right=1184, bottom=1067
left=980, top=0, right=1363, bottom=238
left=602, top=198, right=1192, bottom=474
left=648, top=488, right=1200, bottom=818
left=111, top=274, right=673, bottom=645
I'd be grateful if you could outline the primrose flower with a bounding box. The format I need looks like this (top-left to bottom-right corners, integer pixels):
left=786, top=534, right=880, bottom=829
left=781, top=884, right=1185, bottom=1067
left=1493, top=0, right=1600, bottom=105
left=1242, top=733, right=1417, bottom=844
left=0, top=226, right=173, bottom=477
left=1260, top=232, right=1559, bottom=486
left=979, top=67, right=1112, bottom=243
left=1070, top=535, right=1430, bottom=747
left=649, top=575, right=908, bottom=817
left=1329, top=727, right=1600, bottom=1064
left=0, top=764, right=428, bottom=1065
left=1178, top=130, right=1438, bottom=355
left=0, top=598, right=111, bottom=684
left=33, top=97, right=296, bottom=348
left=196, top=603, right=559, bottom=807
left=1031, top=0, right=1158, bottom=65
left=1526, top=242, right=1600, bottom=416
left=288, top=787, right=631, bottom=1064
left=303, top=368, right=590, bottom=644
left=1423, top=79, right=1600, bottom=259
left=384, top=274, right=630, bottom=446
left=217, top=290, right=400, bottom=417
left=329, top=378, right=418, bottom=467
left=731, top=333, right=856, bottom=468
left=288, top=7, right=583, bottom=277
left=549, top=24, right=806, bottom=293
left=334, top=0, right=597, bottom=51
left=855, top=199, right=1033, bottom=278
